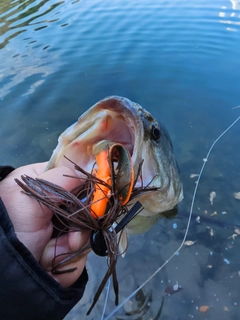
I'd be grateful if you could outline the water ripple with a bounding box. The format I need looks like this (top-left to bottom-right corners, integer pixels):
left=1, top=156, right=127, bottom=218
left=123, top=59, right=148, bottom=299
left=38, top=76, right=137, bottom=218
left=0, top=0, right=65, bottom=49
left=1, top=2, right=240, bottom=319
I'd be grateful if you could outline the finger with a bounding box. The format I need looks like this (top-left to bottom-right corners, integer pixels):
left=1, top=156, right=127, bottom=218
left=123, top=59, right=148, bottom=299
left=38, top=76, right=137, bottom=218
left=39, top=166, right=81, bottom=191
left=4, top=162, right=80, bottom=192
left=9, top=162, right=48, bottom=179
left=68, top=231, right=92, bottom=252
left=50, top=253, right=88, bottom=288
left=0, top=162, right=47, bottom=193
left=40, top=231, right=90, bottom=288
left=42, top=238, right=89, bottom=288
left=23, top=162, right=48, bottom=176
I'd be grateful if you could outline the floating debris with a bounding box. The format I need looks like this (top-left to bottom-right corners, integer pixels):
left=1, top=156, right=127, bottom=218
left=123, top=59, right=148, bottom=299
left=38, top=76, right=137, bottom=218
left=234, top=228, right=240, bottom=235
left=233, top=192, right=240, bottom=200
left=221, top=211, right=227, bottom=215
left=210, top=228, right=214, bottom=236
left=164, top=281, right=182, bottom=295
left=223, top=258, right=230, bottom=265
left=228, top=234, right=238, bottom=240
left=184, top=241, right=196, bottom=246
left=207, top=265, right=212, bottom=268
left=196, top=216, right=200, bottom=223
left=199, top=305, right=210, bottom=313
left=210, top=191, right=216, bottom=205
left=190, top=174, right=199, bottom=178
left=210, top=211, right=217, bottom=216
left=223, top=306, right=229, bottom=312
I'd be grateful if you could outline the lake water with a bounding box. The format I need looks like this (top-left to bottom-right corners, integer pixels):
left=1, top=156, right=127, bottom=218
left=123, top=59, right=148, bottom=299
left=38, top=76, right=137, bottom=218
left=1, top=0, right=240, bottom=319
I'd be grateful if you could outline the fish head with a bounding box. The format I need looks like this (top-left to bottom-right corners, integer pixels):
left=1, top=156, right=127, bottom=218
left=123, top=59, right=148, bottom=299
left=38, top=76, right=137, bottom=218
left=46, top=96, right=183, bottom=229
left=133, top=104, right=183, bottom=217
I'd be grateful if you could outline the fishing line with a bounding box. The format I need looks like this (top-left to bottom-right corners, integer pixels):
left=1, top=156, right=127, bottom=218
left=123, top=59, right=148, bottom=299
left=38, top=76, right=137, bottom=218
left=103, top=115, right=240, bottom=320
left=101, top=278, right=111, bottom=320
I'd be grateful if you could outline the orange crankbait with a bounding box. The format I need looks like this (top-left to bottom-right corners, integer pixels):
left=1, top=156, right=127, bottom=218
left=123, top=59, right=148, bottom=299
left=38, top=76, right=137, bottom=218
left=90, top=143, right=134, bottom=218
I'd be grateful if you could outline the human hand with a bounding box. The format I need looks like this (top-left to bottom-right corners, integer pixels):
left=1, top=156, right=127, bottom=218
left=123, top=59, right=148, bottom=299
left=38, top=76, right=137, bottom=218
left=0, top=162, right=89, bottom=288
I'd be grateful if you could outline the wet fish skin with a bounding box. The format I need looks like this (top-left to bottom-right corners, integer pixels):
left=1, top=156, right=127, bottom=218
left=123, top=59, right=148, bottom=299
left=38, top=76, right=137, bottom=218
left=133, top=104, right=183, bottom=217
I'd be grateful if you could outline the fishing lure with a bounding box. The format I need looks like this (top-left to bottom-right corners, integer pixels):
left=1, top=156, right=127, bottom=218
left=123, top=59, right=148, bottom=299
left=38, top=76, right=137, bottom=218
left=15, top=144, right=157, bottom=314
left=90, top=142, right=134, bottom=218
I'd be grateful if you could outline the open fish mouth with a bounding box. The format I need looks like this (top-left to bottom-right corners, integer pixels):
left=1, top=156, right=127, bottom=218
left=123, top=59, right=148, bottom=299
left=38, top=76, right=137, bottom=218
left=46, top=96, right=183, bottom=219
left=46, top=97, right=140, bottom=175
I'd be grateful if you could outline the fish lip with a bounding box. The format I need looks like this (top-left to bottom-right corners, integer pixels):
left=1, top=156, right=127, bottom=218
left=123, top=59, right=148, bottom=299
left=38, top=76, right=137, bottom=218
left=98, top=96, right=139, bottom=115
left=46, top=96, right=143, bottom=172
left=94, top=96, right=143, bottom=161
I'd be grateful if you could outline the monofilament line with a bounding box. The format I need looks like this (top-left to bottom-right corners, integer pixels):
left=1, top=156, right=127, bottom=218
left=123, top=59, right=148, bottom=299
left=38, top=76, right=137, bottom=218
left=101, top=278, right=111, bottom=320
left=103, top=115, right=240, bottom=320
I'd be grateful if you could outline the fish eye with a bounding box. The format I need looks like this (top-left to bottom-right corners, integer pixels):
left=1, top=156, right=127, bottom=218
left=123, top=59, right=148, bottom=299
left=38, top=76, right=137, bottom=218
left=151, top=123, right=161, bottom=141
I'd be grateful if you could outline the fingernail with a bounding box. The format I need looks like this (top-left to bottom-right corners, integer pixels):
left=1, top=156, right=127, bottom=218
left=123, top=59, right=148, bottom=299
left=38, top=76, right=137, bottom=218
left=69, top=231, right=82, bottom=251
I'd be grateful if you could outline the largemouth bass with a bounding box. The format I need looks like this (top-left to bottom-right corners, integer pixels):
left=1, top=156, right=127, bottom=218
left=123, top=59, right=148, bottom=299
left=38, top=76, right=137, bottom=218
left=46, top=96, right=183, bottom=234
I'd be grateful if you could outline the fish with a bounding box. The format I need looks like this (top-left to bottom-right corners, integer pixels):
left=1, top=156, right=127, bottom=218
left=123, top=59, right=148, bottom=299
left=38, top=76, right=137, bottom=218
left=46, top=96, right=183, bottom=235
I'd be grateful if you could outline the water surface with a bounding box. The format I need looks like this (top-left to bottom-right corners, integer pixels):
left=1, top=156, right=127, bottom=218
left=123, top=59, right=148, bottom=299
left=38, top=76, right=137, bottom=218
left=1, top=0, right=240, bottom=319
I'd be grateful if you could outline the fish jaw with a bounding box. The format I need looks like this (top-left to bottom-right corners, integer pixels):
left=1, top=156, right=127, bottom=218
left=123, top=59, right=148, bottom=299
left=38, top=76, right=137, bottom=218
left=134, top=137, right=183, bottom=216
left=46, top=96, right=143, bottom=175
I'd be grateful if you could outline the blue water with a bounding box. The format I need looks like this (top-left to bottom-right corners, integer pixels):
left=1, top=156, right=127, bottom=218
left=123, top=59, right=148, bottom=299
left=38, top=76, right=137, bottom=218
left=1, top=0, right=240, bottom=319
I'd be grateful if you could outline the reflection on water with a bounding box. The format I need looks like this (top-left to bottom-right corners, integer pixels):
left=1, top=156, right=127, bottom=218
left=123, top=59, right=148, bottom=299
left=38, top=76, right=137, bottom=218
left=0, top=0, right=240, bottom=319
left=0, top=0, right=70, bottom=98
left=0, top=0, right=63, bottom=49
left=230, top=0, right=240, bottom=10
left=219, top=1, right=240, bottom=32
